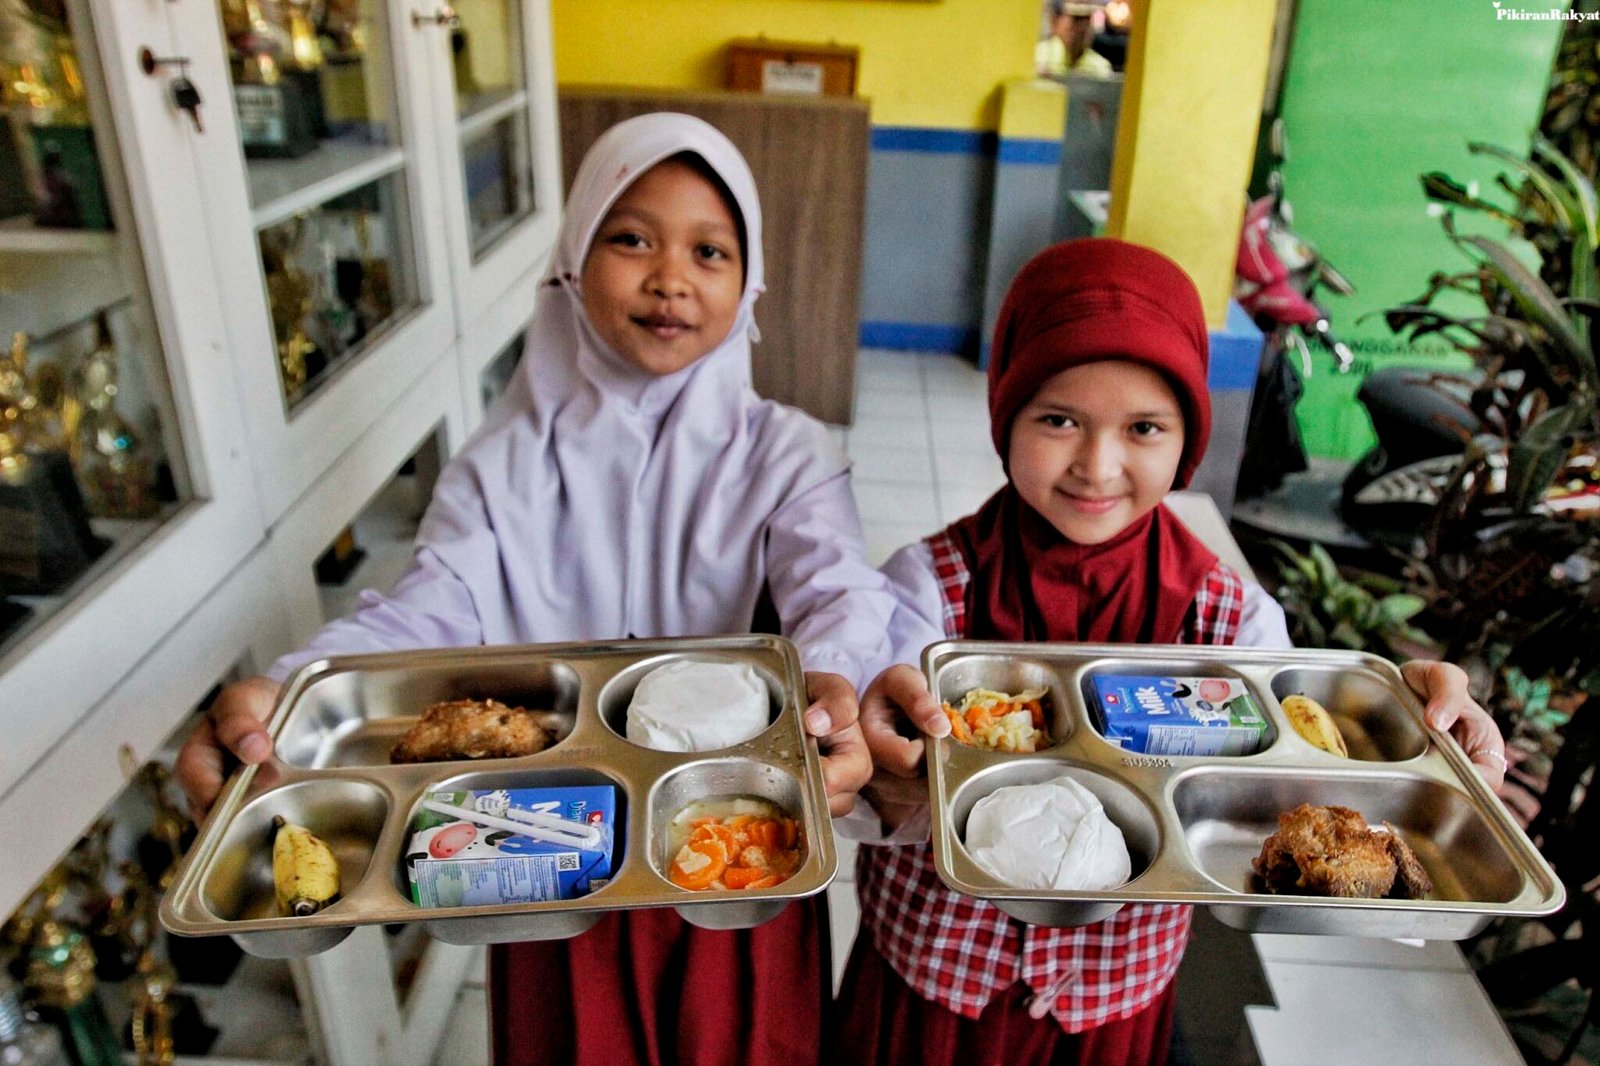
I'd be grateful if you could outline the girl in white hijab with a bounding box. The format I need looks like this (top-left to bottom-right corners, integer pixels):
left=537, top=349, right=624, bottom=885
left=180, top=113, right=895, bottom=1064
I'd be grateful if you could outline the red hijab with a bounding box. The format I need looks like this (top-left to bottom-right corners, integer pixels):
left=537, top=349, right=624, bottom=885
left=949, top=239, right=1220, bottom=644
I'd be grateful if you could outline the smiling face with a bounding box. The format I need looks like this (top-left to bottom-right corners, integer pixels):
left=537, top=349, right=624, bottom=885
left=580, top=158, right=745, bottom=377
left=1007, top=359, right=1186, bottom=545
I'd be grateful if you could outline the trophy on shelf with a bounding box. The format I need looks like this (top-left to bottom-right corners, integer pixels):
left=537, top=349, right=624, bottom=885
left=261, top=220, right=324, bottom=396
left=5, top=0, right=113, bottom=230
left=70, top=311, right=157, bottom=520
left=25, top=920, right=123, bottom=1066
left=54, top=819, right=135, bottom=983
left=319, top=0, right=365, bottom=57
left=353, top=210, right=393, bottom=331
left=226, top=0, right=318, bottom=158
left=0, top=331, right=106, bottom=598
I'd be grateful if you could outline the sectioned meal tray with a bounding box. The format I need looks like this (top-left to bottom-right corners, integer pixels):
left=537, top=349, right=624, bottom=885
left=161, top=636, right=837, bottom=958
left=925, top=641, right=1564, bottom=940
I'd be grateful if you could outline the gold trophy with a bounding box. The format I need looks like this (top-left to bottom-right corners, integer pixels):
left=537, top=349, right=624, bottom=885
left=321, top=0, right=366, bottom=56
left=261, top=220, right=322, bottom=395
left=71, top=312, right=155, bottom=519
left=354, top=211, right=394, bottom=330
left=26, top=919, right=125, bottom=1066
left=284, top=0, right=324, bottom=71
left=0, top=332, right=37, bottom=479
left=0, top=332, right=104, bottom=595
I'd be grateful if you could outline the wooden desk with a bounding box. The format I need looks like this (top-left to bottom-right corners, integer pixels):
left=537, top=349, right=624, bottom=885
left=558, top=87, right=869, bottom=425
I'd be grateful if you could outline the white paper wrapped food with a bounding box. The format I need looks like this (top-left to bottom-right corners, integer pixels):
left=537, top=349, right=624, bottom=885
left=625, top=659, right=771, bottom=752
left=964, top=774, right=1131, bottom=891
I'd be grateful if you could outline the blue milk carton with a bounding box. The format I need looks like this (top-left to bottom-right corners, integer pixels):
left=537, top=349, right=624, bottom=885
left=1091, top=674, right=1268, bottom=757
left=405, top=785, right=617, bottom=908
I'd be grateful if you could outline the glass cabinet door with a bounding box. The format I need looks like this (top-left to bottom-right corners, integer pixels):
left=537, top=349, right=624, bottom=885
left=422, top=0, right=560, bottom=334
left=0, top=0, right=261, bottom=793
left=0, top=0, right=191, bottom=647
left=449, top=0, right=534, bottom=260
left=217, top=0, right=424, bottom=408
left=176, top=0, right=456, bottom=522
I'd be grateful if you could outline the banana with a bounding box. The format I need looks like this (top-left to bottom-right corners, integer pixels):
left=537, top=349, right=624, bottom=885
left=1281, top=694, right=1349, bottom=757
left=271, top=815, right=341, bottom=917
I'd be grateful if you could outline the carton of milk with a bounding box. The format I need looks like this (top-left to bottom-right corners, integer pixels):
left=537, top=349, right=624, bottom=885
left=405, top=785, right=617, bottom=908
left=1091, top=674, right=1268, bottom=757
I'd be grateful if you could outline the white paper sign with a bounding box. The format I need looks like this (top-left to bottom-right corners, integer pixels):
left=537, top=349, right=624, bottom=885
left=761, top=60, right=825, bottom=95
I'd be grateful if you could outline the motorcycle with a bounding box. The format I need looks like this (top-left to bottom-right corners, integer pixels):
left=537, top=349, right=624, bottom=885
left=1232, top=177, right=1355, bottom=502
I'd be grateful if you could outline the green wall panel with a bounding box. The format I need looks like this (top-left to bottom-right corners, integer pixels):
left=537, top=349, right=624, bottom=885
left=1277, top=1, right=1562, bottom=458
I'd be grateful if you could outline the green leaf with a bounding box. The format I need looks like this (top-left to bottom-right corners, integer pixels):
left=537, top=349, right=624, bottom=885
left=1505, top=402, right=1584, bottom=511
left=1533, top=134, right=1599, bottom=246
left=1309, top=542, right=1340, bottom=591
left=1467, top=142, right=1574, bottom=236
left=1460, top=235, right=1595, bottom=382
left=1378, top=594, right=1427, bottom=624
left=1533, top=137, right=1600, bottom=348
left=1420, top=172, right=1519, bottom=224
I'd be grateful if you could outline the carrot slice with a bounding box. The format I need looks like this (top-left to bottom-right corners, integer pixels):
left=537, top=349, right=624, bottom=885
left=745, top=873, right=784, bottom=890
left=692, top=822, right=738, bottom=853
left=1025, top=699, right=1046, bottom=729
left=944, top=705, right=971, bottom=741
left=669, top=839, right=728, bottom=891
left=723, top=866, right=770, bottom=889
left=745, top=819, right=782, bottom=851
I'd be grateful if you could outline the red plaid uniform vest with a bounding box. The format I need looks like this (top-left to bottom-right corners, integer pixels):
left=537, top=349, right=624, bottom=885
left=856, top=527, right=1247, bottom=1031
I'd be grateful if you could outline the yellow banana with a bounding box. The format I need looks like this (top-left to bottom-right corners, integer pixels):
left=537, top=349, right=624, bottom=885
left=271, top=815, right=341, bottom=917
left=1281, top=694, right=1349, bottom=757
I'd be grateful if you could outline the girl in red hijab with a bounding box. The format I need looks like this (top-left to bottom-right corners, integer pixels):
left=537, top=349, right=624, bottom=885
left=838, top=239, right=1509, bottom=1065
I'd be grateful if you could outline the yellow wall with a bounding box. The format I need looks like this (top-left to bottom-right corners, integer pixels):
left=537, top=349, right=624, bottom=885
left=550, top=0, right=1040, bottom=130
left=1108, top=0, right=1275, bottom=326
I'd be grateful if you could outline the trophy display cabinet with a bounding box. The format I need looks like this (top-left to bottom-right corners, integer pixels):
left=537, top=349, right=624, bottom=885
left=0, top=0, right=562, bottom=1062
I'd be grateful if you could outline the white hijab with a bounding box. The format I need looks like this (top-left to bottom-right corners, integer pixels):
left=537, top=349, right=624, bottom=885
left=418, top=113, right=847, bottom=644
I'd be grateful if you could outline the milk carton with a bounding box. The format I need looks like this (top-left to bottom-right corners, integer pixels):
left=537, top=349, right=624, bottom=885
left=1091, top=674, right=1268, bottom=757
left=405, top=785, right=617, bottom=908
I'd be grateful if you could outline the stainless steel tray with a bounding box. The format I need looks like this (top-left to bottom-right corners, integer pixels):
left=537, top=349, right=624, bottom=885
left=161, top=636, right=837, bottom=958
left=925, top=642, right=1564, bottom=940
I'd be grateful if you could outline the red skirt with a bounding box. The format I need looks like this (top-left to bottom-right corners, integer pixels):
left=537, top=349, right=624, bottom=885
left=489, top=899, right=827, bottom=1066
left=833, top=935, right=1176, bottom=1066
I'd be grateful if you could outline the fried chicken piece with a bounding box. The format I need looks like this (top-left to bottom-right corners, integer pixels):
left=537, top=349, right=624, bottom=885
left=1383, top=821, right=1433, bottom=900
left=1252, top=803, right=1402, bottom=899
left=390, top=699, right=553, bottom=764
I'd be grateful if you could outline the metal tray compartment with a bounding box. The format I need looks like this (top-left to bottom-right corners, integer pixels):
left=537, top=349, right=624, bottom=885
left=926, top=642, right=1562, bottom=939
left=162, top=637, right=837, bottom=957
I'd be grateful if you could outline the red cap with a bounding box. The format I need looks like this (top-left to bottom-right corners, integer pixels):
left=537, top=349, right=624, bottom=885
left=988, top=238, right=1211, bottom=488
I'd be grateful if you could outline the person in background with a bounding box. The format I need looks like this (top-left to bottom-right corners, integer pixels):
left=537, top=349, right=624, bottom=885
left=1036, top=1, right=1116, bottom=79
left=835, top=239, right=1508, bottom=1065
left=177, top=112, right=894, bottom=1066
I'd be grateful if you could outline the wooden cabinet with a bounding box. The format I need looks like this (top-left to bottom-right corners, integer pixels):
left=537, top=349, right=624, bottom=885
left=725, top=37, right=859, bottom=98
left=559, top=86, right=867, bottom=425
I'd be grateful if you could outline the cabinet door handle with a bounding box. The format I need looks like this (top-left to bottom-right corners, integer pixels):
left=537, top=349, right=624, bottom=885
left=412, top=5, right=460, bottom=28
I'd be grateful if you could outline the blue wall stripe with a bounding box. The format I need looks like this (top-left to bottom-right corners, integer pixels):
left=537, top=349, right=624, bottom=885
left=869, top=126, right=997, bottom=156
left=996, top=138, right=1062, bottom=166
left=860, top=320, right=977, bottom=353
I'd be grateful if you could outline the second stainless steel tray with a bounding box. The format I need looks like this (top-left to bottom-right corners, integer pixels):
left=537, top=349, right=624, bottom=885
left=925, top=642, right=1562, bottom=939
left=161, top=636, right=837, bottom=957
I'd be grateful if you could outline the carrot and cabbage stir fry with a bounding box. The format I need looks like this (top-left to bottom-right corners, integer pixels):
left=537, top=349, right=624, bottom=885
left=942, top=687, right=1051, bottom=752
left=668, top=804, right=803, bottom=892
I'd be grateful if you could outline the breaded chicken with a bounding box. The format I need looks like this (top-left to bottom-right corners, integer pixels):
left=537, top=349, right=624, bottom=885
left=1252, top=803, right=1429, bottom=900
left=390, top=699, right=553, bottom=764
left=1383, top=821, right=1434, bottom=899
